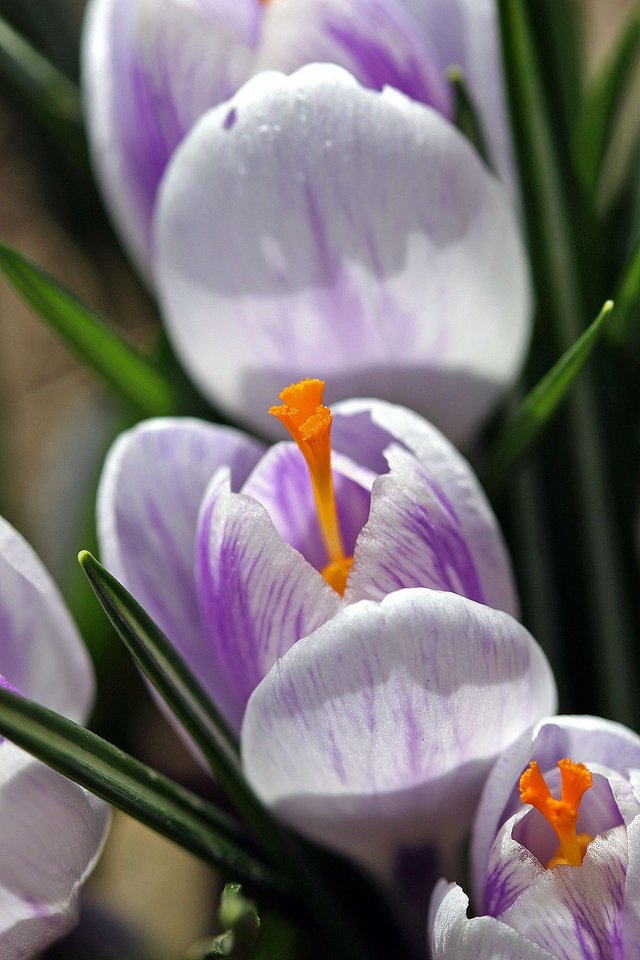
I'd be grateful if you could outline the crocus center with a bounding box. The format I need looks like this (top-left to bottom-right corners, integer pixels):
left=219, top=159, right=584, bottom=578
left=519, top=758, right=594, bottom=868
left=270, top=378, right=353, bottom=595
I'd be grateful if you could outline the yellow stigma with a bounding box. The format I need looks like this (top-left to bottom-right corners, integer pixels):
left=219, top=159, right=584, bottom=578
left=270, top=379, right=353, bottom=595
left=519, top=758, right=594, bottom=868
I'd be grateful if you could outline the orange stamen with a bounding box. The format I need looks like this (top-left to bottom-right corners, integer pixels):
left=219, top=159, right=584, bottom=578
left=270, top=379, right=353, bottom=595
left=519, top=758, right=594, bottom=868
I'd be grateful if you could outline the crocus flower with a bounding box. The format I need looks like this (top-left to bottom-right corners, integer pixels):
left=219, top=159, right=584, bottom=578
left=0, top=516, right=109, bottom=959
left=98, top=381, right=555, bottom=885
left=429, top=715, right=640, bottom=959
left=153, top=65, right=530, bottom=445
left=82, top=0, right=511, bottom=275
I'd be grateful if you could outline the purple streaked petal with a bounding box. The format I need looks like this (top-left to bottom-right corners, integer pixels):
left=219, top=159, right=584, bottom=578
left=97, top=418, right=264, bottom=692
left=155, top=65, right=531, bottom=446
left=623, top=813, right=640, bottom=959
left=335, top=399, right=518, bottom=616
left=83, top=0, right=452, bottom=274
left=0, top=741, right=109, bottom=960
left=241, top=441, right=373, bottom=573
left=397, top=0, right=515, bottom=189
left=346, top=444, right=485, bottom=606
left=472, top=715, right=640, bottom=911
left=256, top=0, right=451, bottom=114
left=0, top=517, right=94, bottom=722
left=429, top=881, right=555, bottom=960
left=241, top=588, right=556, bottom=876
left=82, top=0, right=261, bottom=273
left=196, top=468, right=341, bottom=730
left=495, top=826, right=627, bottom=960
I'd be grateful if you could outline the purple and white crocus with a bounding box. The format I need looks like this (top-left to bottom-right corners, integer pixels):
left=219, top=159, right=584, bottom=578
left=82, top=0, right=512, bottom=276
left=98, top=383, right=555, bottom=886
left=0, top=517, right=109, bottom=959
left=430, top=715, right=640, bottom=959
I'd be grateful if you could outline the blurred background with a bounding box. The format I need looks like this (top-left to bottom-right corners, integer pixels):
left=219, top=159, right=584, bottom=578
left=0, top=1, right=637, bottom=956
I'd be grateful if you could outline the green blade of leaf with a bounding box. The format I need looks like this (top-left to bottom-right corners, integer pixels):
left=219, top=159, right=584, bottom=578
left=485, top=300, right=614, bottom=488
left=0, top=13, right=86, bottom=167
left=0, top=239, right=179, bottom=417
left=609, top=232, right=640, bottom=342
left=79, top=550, right=240, bottom=767
left=498, top=0, right=639, bottom=727
left=527, top=0, right=584, bottom=149
left=573, top=11, right=640, bottom=197
left=0, top=686, right=293, bottom=904
left=447, top=66, right=492, bottom=168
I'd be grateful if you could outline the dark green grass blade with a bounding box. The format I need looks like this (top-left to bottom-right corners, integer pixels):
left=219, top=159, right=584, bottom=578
left=0, top=239, right=178, bottom=416
left=0, top=686, right=293, bottom=903
left=486, top=301, right=614, bottom=488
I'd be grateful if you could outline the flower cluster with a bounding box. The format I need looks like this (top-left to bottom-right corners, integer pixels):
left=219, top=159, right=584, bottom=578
left=1, top=0, right=637, bottom=958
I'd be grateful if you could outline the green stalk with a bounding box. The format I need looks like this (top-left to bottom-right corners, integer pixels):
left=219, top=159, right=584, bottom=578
left=498, top=0, right=638, bottom=725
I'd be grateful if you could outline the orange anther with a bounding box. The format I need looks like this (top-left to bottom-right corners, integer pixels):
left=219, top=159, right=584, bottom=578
left=270, top=379, right=352, bottom=595
left=519, top=758, right=593, bottom=868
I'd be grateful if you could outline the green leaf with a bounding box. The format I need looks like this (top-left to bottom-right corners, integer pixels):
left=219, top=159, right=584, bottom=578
left=0, top=239, right=179, bottom=416
left=0, top=14, right=86, bottom=167
left=447, top=66, right=492, bottom=168
left=573, top=11, right=640, bottom=198
left=186, top=885, right=261, bottom=959
left=609, top=232, right=640, bottom=342
left=485, top=300, right=614, bottom=488
left=0, top=686, right=293, bottom=904
left=498, top=0, right=639, bottom=728
left=79, top=550, right=240, bottom=767
left=527, top=0, right=584, bottom=149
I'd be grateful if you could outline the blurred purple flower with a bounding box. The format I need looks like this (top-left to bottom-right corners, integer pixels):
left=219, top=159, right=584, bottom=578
left=0, top=517, right=110, bottom=959
left=430, top=715, right=640, bottom=959
left=82, top=0, right=511, bottom=274
left=98, top=386, right=555, bottom=879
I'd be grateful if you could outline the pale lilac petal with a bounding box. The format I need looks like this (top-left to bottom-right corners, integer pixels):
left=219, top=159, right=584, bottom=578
left=496, top=827, right=627, bottom=960
left=97, top=418, right=264, bottom=691
left=623, top=812, right=640, bottom=959
left=335, top=399, right=518, bottom=616
left=83, top=0, right=450, bottom=274
left=241, top=441, right=373, bottom=573
left=398, top=0, right=515, bottom=188
left=241, top=589, right=555, bottom=876
left=196, top=468, right=341, bottom=729
left=0, top=517, right=93, bottom=722
left=82, top=0, right=261, bottom=273
left=256, top=0, right=451, bottom=113
left=429, top=881, right=555, bottom=960
left=0, top=741, right=110, bottom=960
left=155, top=65, right=531, bottom=446
left=472, top=715, right=640, bottom=909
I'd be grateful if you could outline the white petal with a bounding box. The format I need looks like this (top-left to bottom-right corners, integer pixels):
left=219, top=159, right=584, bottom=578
left=336, top=399, right=517, bottom=616
left=0, top=517, right=93, bottom=722
left=429, top=881, right=555, bottom=960
left=0, top=742, right=109, bottom=959
left=241, top=588, right=555, bottom=875
left=155, top=64, right=531, bottom=445
left=196, top=468, right=341, bottom=729
left=97, top=417, right=263, bottom=697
